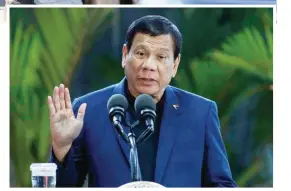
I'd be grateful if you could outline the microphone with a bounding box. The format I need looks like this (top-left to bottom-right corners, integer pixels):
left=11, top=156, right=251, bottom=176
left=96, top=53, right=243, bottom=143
left=134, top=94, right=156, bottom=144
left=107, top=94, right=129, bottom=143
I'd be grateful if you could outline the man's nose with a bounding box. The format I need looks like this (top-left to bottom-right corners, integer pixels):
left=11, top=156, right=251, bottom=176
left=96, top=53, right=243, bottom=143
left=141, top=56, right=157, bottom=71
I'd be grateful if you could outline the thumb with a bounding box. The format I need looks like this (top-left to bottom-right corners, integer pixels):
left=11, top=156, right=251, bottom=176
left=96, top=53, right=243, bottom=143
left=76, top=103, right=87, bottom=121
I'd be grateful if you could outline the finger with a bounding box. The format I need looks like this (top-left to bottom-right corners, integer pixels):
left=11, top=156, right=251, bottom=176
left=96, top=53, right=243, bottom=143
left=59, top=84, right=65, bottom=110
left=65, top=88, right=72, bottom=110
left=76, top=103, right=87, bottom=121
left=48, top=96, right=56, bottom=117
left=53, top=86, right=60, bottom=112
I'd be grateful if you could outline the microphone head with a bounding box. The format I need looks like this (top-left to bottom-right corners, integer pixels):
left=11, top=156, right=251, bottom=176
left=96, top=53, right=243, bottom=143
left=134, top=94, right=156, bottom=118
left=107, top=94, right=128, bottom=113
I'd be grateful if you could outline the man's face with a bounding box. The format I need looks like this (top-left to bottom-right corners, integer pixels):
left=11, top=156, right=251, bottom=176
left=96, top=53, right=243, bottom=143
left=122, top=33, right=180, bottom=102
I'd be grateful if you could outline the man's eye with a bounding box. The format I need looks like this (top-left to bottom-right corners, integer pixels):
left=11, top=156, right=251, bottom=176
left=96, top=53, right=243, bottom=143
left=137, top=51, right=145, bottom=57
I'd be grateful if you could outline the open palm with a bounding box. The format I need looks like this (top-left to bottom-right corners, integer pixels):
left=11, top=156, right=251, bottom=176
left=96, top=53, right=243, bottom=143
left=48, top=84, right=87, bottom=149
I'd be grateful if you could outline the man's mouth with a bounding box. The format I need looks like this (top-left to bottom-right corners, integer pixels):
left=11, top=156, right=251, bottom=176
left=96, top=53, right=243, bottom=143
left=139, top=78, right=156, bottom=85
left=140, top=77, right=155, bottom=81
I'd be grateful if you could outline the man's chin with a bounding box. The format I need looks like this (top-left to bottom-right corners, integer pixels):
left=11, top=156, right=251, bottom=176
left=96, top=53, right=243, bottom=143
left=137, top=87, right=158, bottom=96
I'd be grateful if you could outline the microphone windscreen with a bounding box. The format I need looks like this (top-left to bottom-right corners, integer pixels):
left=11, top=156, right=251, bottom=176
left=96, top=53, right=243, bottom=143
left=134, top=94, right=156, bottom=117
left=107, top=94, right=129, bottom=112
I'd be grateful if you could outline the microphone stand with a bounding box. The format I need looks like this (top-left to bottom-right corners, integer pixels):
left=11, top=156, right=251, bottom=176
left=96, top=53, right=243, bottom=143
left=113, top=121, right=142, bottom=182
left=113, top=119, right=154, bottom=182
left=127, top=121, right=142, bottom=182
left=128, top=132, right=142, bottom=181
left=126, top=119, right=155, bottom=182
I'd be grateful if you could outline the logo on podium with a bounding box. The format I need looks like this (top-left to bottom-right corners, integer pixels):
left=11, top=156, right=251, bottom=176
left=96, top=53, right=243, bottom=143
left=119, top=181, right=165, bottom=188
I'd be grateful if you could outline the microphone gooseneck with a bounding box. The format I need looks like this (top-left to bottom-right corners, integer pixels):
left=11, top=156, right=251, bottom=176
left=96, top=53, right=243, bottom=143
left=134, top=94, right=156, bottom=144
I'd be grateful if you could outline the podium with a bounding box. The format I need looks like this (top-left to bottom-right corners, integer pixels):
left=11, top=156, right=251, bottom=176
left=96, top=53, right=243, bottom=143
left=119, top=181, right=165, bottom=188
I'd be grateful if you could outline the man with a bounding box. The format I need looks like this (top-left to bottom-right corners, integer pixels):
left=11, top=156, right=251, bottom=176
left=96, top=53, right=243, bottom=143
left=48, top=15, right=237, bottom=187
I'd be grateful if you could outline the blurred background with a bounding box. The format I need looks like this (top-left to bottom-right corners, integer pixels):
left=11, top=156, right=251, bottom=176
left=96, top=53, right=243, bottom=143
left=10, top=8, right=273, bottom=187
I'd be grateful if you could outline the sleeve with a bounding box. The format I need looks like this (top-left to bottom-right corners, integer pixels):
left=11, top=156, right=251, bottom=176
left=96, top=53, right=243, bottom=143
left=48, top=98, right=89, bottom=187
left=201, top=102, right=238, bottom=187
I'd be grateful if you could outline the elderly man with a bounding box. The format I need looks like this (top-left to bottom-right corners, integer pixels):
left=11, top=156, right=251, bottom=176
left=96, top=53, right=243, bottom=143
left=48, top=15, right=237, bottom=187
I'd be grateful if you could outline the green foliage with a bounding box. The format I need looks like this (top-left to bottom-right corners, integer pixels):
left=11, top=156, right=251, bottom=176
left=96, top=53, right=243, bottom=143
left=10, top=8, right=113, bottom=187
left=209, top=27, right=272, bottom=81
left=174, top=8, right=273, bottom=187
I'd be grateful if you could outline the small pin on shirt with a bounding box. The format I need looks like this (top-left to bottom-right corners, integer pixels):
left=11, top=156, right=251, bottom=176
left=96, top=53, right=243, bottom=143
left=173, top=104, right=179, bottom=109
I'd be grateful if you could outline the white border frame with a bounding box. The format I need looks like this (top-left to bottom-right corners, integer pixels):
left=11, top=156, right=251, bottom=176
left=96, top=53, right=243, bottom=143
left=1, top=3, right=284, bottom=190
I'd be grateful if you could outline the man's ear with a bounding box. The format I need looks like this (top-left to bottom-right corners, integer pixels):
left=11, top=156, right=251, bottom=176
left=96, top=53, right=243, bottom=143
left=172, top=54, right=181, bottom=78
left=122, top=44, right=128, bottom=68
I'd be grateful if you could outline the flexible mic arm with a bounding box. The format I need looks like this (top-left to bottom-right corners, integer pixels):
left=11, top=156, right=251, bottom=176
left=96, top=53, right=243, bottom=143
left=135, top=125, right=154, bottom=144
left=113, top=120, right=129, bottom=143
left=135, top=108, right=156, bottom=144
left=127, top=118, right=154, bottom=145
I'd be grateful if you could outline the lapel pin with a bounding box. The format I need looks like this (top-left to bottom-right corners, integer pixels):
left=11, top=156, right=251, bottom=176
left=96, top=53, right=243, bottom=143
left=173, top=104, right=179, bottom=110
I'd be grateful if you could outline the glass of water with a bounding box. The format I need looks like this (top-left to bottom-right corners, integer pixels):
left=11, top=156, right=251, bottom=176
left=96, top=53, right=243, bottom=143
left=30, top=163, right=57, bottom=188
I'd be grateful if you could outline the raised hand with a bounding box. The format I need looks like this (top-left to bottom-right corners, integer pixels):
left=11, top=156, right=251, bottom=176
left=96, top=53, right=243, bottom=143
left=48, top=84, right=87, bottom=162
